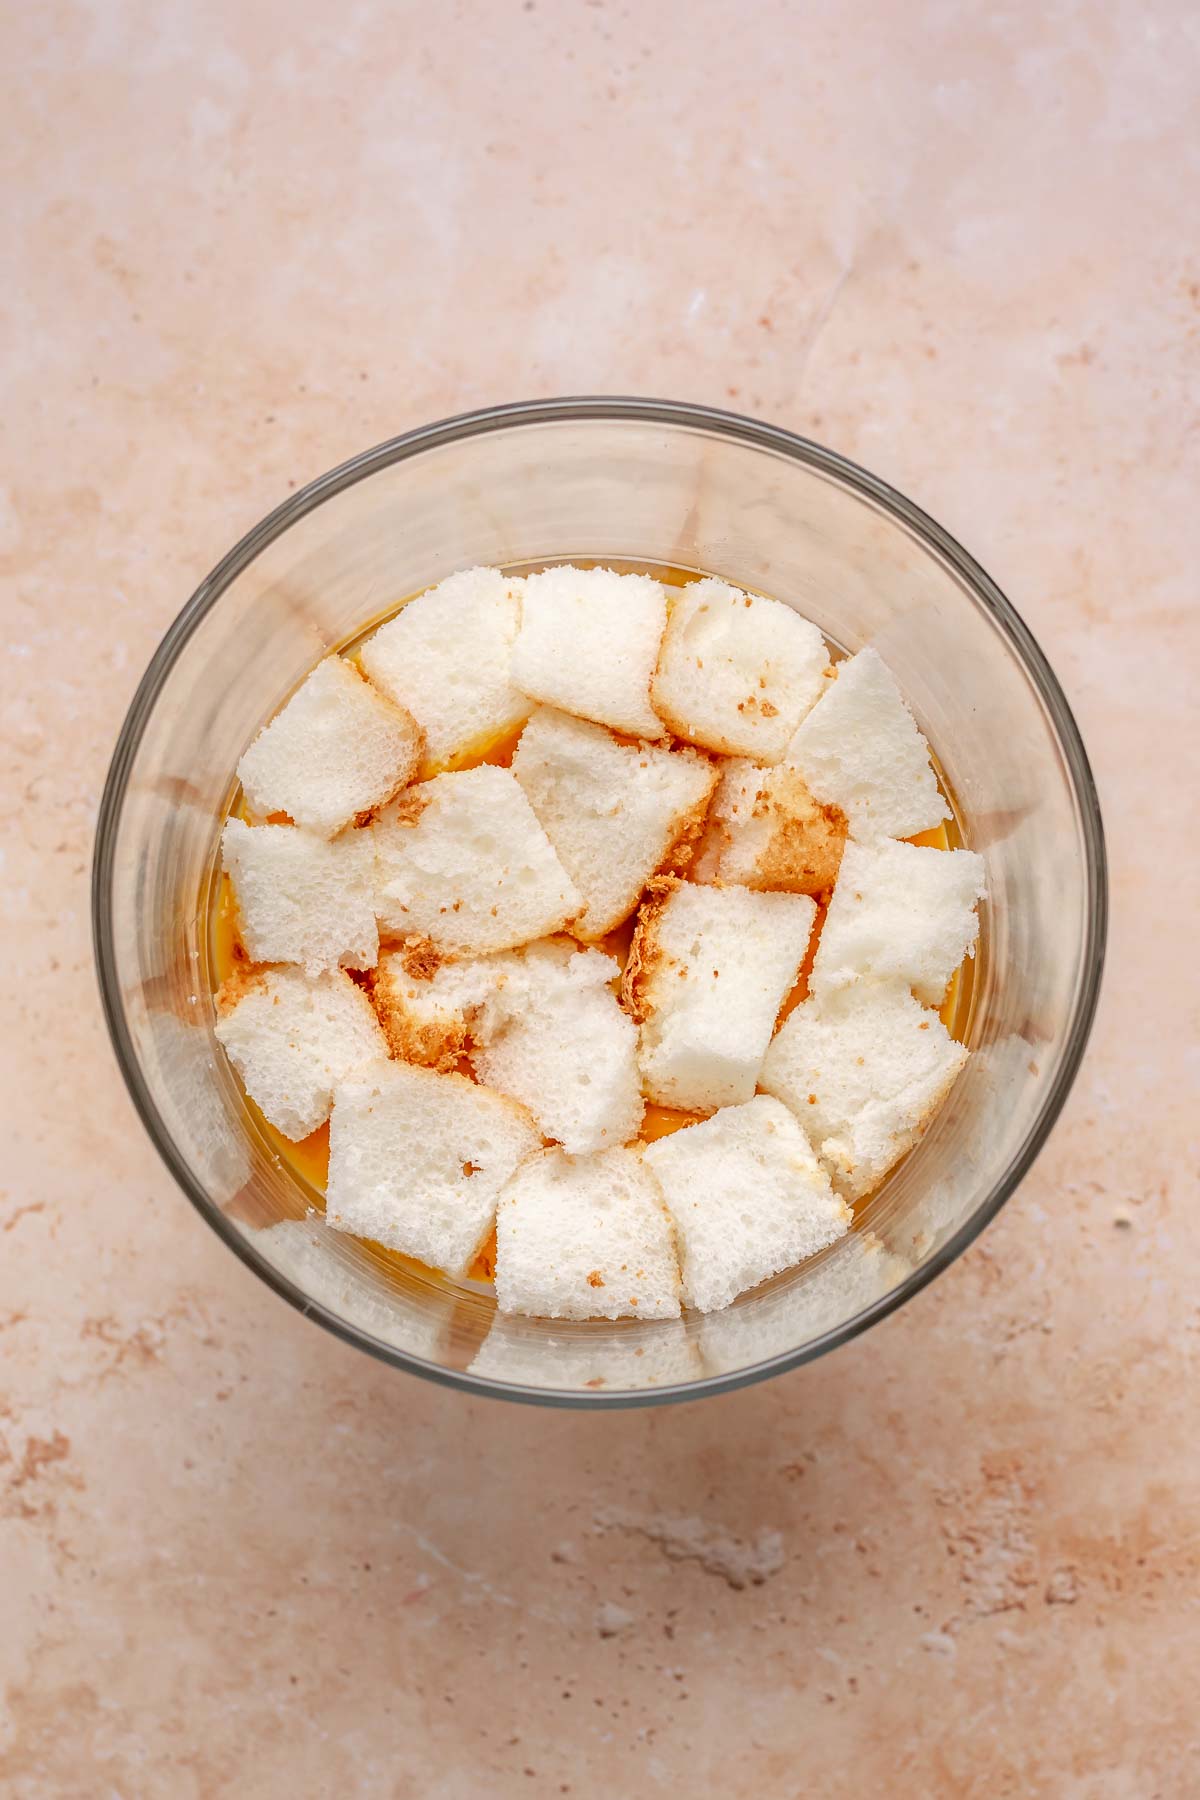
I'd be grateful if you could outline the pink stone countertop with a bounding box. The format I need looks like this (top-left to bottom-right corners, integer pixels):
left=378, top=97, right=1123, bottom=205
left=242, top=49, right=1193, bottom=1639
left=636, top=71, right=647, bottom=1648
left=2, top=2, right=1198, bottom=1794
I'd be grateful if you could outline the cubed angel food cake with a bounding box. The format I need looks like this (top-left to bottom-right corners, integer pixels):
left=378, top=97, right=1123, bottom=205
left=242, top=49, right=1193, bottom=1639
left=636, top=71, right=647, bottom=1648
left=213, top=563, right=984, bottom=1321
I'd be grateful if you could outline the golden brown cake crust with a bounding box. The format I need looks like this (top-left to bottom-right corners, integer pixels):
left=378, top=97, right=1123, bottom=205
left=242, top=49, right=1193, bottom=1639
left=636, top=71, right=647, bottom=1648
left=656, top=752, right=720, bottom=880
left=393, top=934, right=442, bottom=981
left=745, top=768, right=847, bottom=898
left=619, top=876, right=680, bottom=1024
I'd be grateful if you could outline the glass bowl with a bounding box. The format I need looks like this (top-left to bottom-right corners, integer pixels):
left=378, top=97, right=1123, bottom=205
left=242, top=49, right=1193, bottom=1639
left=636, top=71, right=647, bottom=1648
left=92, top=398, right=1106, bottom=1407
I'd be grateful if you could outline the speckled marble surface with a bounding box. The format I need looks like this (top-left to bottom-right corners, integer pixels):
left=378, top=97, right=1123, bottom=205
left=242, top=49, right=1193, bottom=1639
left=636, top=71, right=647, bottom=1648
left=2, top=2, right=1198, bottom=1793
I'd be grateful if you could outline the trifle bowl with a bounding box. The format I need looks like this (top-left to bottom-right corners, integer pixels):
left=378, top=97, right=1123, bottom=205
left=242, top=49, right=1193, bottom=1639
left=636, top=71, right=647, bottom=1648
left=92, top=397, right=1106, bottom=1406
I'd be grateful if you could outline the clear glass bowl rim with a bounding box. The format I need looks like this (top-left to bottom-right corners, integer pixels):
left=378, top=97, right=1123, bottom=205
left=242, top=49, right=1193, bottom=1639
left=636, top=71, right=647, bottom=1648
left=91, top=395, right=1108, bottom=1409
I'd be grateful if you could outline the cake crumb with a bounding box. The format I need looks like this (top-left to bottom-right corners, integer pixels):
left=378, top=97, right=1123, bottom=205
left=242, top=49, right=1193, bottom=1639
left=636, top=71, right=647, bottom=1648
left=595, top=1602, right=635, bottom=1638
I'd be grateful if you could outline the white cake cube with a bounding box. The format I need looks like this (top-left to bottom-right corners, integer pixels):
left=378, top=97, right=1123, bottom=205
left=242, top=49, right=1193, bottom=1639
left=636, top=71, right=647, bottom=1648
left=372, top=765, right=580, bottom=955
left=370, top=948, right=512, bottom=1071
left=215, top=966, right=387, bottom=1140
left=787, top=647, right=950, bottom=840
left=236, top=655, right=423, bottom=838
left=222, top=818, right=379, bottom=976
left=694, top=757, right=846, bottom=896
left=624, top=880, right=817, bottom=1111
left=510, top=565, right=668, bottom=738
left=643, top=1096, right=851, bottom=1311
left=812, top=837, right=986, bottom=1006
left=359, top=567, right=531, bottom=772
left=759, top=983, right=969, bottom=1199
left=511, top=707, right=718, bottom=938
left=326, top=1059, right=540, bottom=1276
left=494, top=1146, right=681, bottom=1320
left=651, top=579, right=830, bottom=761
left=472, top=941, right=644, bottom=1153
